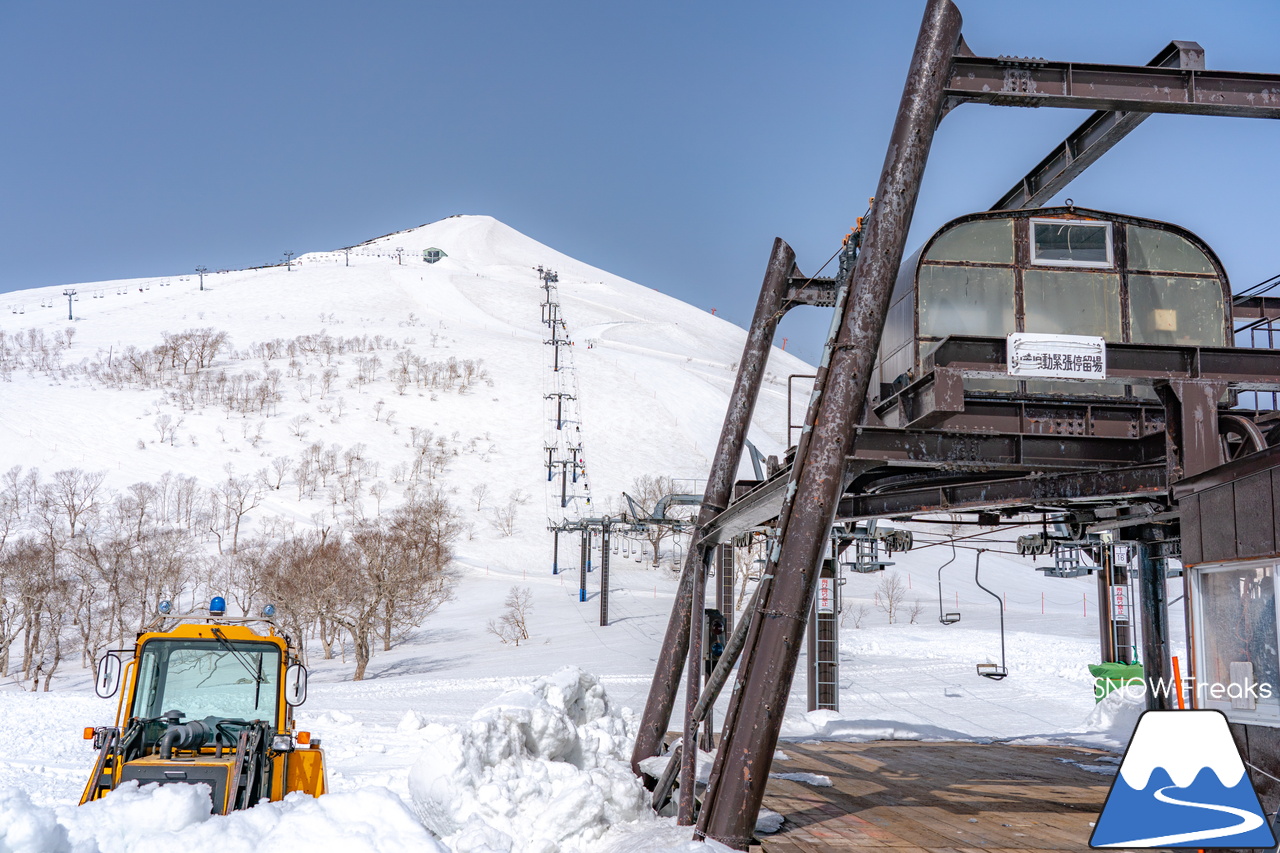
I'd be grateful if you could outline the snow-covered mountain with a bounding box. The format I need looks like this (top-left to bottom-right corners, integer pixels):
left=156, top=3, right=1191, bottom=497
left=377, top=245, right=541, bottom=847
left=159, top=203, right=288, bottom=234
left=0, top=214, right=808, bottom=523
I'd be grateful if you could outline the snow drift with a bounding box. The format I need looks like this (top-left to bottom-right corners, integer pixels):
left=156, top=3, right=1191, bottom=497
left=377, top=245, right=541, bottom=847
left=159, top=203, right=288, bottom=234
left=0, top=783, right=444, bottom=853
left=408, top=666, right=648, bottom=853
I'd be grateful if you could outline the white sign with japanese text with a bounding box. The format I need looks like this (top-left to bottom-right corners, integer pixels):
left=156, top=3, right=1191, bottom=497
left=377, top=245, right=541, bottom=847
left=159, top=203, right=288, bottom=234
left=1007, top=333, right=1106, bottom=380
left=817, top=577, right=835, bottom=614
left=1110, top=584, right=1130, bottom=621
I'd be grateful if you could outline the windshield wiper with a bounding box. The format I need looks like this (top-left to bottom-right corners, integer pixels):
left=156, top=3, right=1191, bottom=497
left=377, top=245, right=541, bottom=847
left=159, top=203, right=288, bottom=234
left=210, top=628, right=268, bottom=685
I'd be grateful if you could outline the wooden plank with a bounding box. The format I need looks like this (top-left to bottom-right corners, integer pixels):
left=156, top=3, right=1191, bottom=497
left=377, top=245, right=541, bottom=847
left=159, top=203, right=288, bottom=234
left=757, top=741, right=1111, bottom=851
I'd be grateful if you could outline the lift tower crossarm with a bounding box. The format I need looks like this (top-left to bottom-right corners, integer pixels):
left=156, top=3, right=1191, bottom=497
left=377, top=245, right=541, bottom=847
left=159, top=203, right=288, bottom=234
left=946, top=50, right=1280, bottom=119
left=990, top=41, right=1205, bottom=212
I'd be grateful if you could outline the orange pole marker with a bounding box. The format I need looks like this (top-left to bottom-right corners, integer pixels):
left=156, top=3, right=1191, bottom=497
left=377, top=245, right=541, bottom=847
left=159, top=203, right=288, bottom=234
left=1172, top=655, right=1186, bottom=709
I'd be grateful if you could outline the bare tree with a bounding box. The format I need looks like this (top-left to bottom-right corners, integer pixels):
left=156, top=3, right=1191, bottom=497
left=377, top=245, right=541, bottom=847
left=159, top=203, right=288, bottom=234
left=908, top=597, right=925, bottom=624
left=209, top=471, right=262, bottom=555
left=41, top=468, right=106, bottom=538
left=875, top=572, right=907, bottom=624
left=841, top=602, right=871, bottom=629
left=487, top=586, right=532, bottom=646
left=490, top=499, right=518, bottom=536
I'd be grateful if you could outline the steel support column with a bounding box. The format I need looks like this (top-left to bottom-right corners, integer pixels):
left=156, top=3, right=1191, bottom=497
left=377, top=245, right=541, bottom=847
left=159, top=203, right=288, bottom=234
left=579, top=532, right=588, bottom=603
left=697, top=1, right=962, bottom=846
left=1156, top=379, right=1227, bottom=481
left=600, top=526, right=611, bottom=626
left=1136, top=540, right=1173, bottom=711
left=716, top=544, right=734, bottom=635
left=631, top=238, right=796, bottom=783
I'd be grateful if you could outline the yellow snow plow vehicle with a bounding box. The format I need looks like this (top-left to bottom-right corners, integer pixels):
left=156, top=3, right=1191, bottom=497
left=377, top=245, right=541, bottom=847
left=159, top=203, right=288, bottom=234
left=80, top=597, right=326, bottom=813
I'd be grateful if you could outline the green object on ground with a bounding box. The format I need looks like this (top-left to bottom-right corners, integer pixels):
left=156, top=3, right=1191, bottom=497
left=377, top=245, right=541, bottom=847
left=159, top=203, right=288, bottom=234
left=1089, top=662, right=1144, bottom=702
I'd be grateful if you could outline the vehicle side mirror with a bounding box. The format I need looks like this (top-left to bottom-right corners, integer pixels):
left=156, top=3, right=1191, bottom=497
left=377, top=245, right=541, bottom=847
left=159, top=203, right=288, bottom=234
left=95, top=653, right=122, bottom=699
left=284, top=663, right=308, bottom=706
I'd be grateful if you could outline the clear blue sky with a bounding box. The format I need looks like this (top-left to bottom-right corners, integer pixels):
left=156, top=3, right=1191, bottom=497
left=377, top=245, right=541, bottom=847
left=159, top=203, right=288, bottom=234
left=1, top=1, right=1276, bottom=363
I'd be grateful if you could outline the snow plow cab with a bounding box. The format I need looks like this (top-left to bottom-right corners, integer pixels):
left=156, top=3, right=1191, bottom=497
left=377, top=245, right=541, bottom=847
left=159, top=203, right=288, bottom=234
left=80, top=598, right=326, bottom=813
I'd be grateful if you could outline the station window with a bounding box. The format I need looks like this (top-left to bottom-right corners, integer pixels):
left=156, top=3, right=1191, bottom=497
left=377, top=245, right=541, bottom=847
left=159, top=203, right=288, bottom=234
left=917, top=265, right=1015, bottom=338
left=1022, top=269, right=1122, bottom=341
left=1031, top=219, right=1113, bottom=268
left=1192, top=561, right=1280, bottom=724
left=1127, top=274, right=1227, bottom=346
left=923, top=219, right=1014, bottom=265
left=1127, top=226, right=1215, bottom=275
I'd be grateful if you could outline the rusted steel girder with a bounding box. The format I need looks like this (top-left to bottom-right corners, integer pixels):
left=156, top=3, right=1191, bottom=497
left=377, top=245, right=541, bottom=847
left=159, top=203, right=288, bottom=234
left=991, top=41, right=1205, bottom=211
left=1234, top=295, right=1280, bottom=321
left=696, top=426, right=1166, bottom=547
left=629, top=239, right=795, bottom=786
left=838, top=463, right=1166, bottom=519
left=1156, top=379, right=1227, bottom=481
left=923, top=335, right=1280, bottom=391
left=695, top=1, right=964, bottom=847
left=946, top=52, right=1280, bottom=118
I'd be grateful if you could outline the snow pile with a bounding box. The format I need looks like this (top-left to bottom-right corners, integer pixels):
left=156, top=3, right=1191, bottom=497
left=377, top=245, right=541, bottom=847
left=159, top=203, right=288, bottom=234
left=408, top=666, right=648, bottom=853
left=770, top=772, right=832, bottom=787
left=0, top=782, right=444, bottom=853
left=781, top=709, right=983, bottom=743
left=1079, top=687, right=1145, bottom=749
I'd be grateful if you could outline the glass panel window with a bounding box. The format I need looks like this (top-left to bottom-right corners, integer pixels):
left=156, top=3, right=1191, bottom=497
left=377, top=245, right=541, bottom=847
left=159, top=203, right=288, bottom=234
left=1127, top=226, right=1215, bottom=275
left=1195, top=562, right=1280, bottom=721
left=1022, top=269, right=1122, bottom=341
left=924, top=219, right=1014, bottom=264
left=1032, top=219, right=1113, bottom=268
left=917, top=265, right=1016, bottom=338
left=1128, top=274, right=1227, bottom=346
left=130, top=639, right=281, bottom=724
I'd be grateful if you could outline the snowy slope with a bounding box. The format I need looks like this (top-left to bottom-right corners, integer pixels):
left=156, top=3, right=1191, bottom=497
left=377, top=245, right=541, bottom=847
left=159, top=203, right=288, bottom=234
left=0, top=216, right=1177, bottom=852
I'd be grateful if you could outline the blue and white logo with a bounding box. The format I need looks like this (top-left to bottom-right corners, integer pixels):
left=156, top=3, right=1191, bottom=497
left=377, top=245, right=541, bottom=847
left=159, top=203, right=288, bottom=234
left=1091, top=709, right=1276, bottom=848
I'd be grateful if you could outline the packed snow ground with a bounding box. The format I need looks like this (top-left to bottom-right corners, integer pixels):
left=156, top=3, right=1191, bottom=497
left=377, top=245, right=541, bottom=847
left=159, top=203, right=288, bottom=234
left=0, top=217, right=1172, bottom=851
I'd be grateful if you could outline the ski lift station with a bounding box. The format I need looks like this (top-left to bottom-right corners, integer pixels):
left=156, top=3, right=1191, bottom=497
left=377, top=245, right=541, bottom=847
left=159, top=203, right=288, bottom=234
left=621, top=1, right=1280, bottom=849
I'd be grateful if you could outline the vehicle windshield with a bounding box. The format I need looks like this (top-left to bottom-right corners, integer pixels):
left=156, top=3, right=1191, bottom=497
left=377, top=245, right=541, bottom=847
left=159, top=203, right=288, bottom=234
left=129, top=638, right=280, bottom=725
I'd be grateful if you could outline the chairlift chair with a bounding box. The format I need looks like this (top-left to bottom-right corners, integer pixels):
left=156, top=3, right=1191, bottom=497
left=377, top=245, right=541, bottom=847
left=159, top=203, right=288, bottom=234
left=973, top=549, right=1009, bottom=680
left=937, top=540, right=961, bottom=625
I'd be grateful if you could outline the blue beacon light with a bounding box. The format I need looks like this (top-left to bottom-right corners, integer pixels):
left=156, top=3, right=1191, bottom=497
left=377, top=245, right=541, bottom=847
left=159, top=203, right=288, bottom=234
left=210, top=596, right=227, bottom=616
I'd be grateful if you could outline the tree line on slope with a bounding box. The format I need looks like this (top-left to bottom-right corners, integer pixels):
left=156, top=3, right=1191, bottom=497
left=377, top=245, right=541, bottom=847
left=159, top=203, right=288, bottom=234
left=0, top=465, right=463, bottom=689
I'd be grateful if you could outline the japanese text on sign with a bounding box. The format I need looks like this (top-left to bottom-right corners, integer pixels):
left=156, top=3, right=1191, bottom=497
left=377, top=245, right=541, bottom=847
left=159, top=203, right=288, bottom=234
left=1007, top=333, right=1107, bottom=380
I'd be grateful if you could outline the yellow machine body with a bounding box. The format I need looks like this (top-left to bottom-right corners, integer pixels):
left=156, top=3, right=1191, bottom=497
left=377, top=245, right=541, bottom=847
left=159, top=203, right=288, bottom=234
left=80, top=619, right=326, bottom=813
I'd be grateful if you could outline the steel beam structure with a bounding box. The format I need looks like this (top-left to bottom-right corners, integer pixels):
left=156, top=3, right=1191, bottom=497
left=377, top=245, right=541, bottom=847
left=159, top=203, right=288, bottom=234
left=946, top=51, right=1280, bottom=119
left=696, top=1, right=963, bottom=846
left=698, top=426, right=1167, bottom=547
left=991, top=41, right=1204, bottom=211
left=629, top=239, right=795, bottom=794
left=1234, top=295, right=1280, bottom=321
left=837, top=464, right=1166, bottom=519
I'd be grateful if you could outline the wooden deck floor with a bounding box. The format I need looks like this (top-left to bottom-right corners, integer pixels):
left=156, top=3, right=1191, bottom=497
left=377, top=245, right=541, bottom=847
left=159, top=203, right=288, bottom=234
left=752, top=740, right=1117, bottom=852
